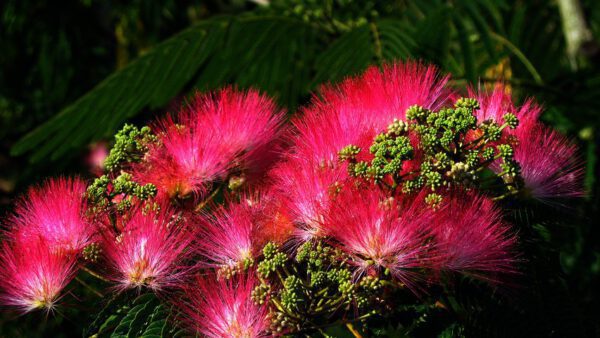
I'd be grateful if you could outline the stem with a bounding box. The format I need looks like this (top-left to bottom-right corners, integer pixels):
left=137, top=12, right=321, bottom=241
left=492, top=190, right=519, bottom=201
left=80, top=265, right=110, bottom=283
left=194, top=185, right=221, bottom=212
left=369, top=22, right=383, bottom=63
left=490, top=32, right=543, bottom=85
left=346, top=323, right=364, bottom=338
left=75, top=277, right=103, bottom=297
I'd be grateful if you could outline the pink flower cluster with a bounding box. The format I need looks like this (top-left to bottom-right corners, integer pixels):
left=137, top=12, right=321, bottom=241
left=0, top=64, right=584, bottom=337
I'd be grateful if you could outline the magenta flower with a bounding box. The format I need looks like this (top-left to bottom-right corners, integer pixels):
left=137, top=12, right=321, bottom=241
left=12, top=177, right=92, bottom=254
left=196, top=201, right=257, bottom=272
left=324, top=188, right=432, bottom=288
left=469, top=84, right=541, bottom=129
left=294, top=62, right=453, bottom=164
left=199, top=88, right=285, bottom=178
left=138, top=114, right=228, bottom=201
left=432, top=192, right=517, bottom=280
left=270, top=157, right=347, bottom=245
left=179, top=273, right=269, bottom=338
left=134, top=88, right=283, bottom=201
left=514, top=123, right=584, bottom=201
left=0, top=236, right=77, bottom=313
left=100, top=206, right=194, bottom=290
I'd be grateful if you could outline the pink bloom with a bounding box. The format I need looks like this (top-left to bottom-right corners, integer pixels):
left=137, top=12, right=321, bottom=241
left=270, top=157, right=347, bottom=245
left=100, top=207, right=194, bottom=290
left=250, top=190, right=296, bottom=247
left=134, top=88, right=284, bottom=201
left=87, top=141, right=109, bottom=176
left=294, top=62, right=453, bottom=164
left=135, top=114, right=230, bottom=201
left=0, top=236, right=76, bottom=313
left=12, top=177, right=92, bottom=254
left=196, top=201, right=257, bottom=272
left=513, top=123, right=584, bottom=201
left=432, top=192, right=517, bottom=280
left=179, top=273, right=269, bottom=338
left=469, top=84, right=541, bottom=131
left=199, top=88, right=285, bottom=178
left=324, top=188, right=432, bottom=289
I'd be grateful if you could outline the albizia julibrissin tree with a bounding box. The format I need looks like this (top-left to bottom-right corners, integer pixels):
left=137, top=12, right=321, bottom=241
left=0, top=63, right=584, bottom=337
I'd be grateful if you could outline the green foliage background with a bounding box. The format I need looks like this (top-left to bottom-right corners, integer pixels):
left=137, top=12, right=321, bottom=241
left=1, top=0, right=599, bottom=337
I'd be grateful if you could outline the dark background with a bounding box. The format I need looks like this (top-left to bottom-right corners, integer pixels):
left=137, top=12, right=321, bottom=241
left=1, top=1, right=599, bottom=337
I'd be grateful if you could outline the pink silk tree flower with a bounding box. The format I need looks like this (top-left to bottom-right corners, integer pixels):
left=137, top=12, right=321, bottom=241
left=196, top=201, right=257, bottom=275
left=135, top=115, right=229, bottom=201
left=12, top=177, right=93, bottom=254
left=0, top=236, right=77, bottom=313
left=100, top=206, right=194, bottom=291
left=249, top=190, right=296, bottom=248
left=431, top=192, right=517, bottom=281
left=179, top=273, right=269, bottom=338
left=86, top=141, right=109, bottom=177
left=513, top=122, right=584, bottom=201
left=270, top=156, right=348, bottom=245
left=324, top=187, right=433, bottom=290
left=134, top=88, right=284, bottom=202
left=293, top=61, right=453, bottom=165
left=198, top=88, right=285, bottom=179
left=469, top=84, right=543, bottom=137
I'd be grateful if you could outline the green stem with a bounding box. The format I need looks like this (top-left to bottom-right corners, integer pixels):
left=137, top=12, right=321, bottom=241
left=194, top=184, right=221, bottom=212
left=80, top=265, right=109, bottom=283
left=490, top=32, right=543, bottom=85
left=75, top=276, right=103, bottom=297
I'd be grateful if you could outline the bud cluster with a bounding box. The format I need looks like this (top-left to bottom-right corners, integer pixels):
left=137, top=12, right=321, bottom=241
left=340, top=97, right=523, bottom=204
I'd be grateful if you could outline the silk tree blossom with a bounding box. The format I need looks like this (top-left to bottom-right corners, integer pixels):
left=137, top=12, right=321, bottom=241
left=12, top=177, right=93, bottom=254
left=270, top=156, right=347, bottom=245
left=293, top=62, right=454, bottom=164
left=199, top=88, right=285, bottom=179
left=134, top=88, right=284, bottom=202
left=179, top=273, right=269, bottom=338
left=245, top=189, right=295, bottom=247
left=100, top=207, right=194, bottom=290
left=469, top=84, right=542, bottom=130
left=324, top=188, right=433, bottom=289
left=432, top=192, right=517, bottom=281
left=197, top=190, right=295, bottom=270
left=136, top=115, right=229, bottom=201
left=0, top=236, right=77, bottom=313
left=196, top=201, right=258, bottom=276
left=513, top=123, right=584, bottom=201
left=468, top=85, right=583, bottom=201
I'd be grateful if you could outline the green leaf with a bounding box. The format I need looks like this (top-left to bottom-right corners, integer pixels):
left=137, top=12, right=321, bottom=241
left=85, top=293, right=182, bottom=338
left=12, top=20, right=223, bottom=162
left=312, top=24, right=374, bottom=85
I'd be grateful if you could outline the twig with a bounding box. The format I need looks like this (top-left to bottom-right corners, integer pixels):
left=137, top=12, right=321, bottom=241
left=346, top=323, right=364, bottom=338
left=194, top=185, right=221, bottom=212
left=80, top=265, right=110, bottom=283
left=75, top=277, right=103, bottom=297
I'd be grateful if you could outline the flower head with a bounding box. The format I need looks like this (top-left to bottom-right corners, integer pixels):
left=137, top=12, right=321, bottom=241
left=199, top=88, right=285, bottom=178
left=513, top=123, right=584, bottom=201
left=294, top=62, right=453, bottom=164
left=100, top=206, right=194, bottom=290
left=12, top=177, right=92, bottom=253
left=179, top=273, right=269, bottom=338
left=196, top=200, right=258, bottom=275
left=0, top=236, right=76, bottom=313
left=134, top=88, right=284, bottom=202
left=324, top=187, right=432, bottom=288
left=270, top=157, right=347, bottom=245
left=469, top=84, right=541, bottom=129
left=432, top=192, right=517, bottom=280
